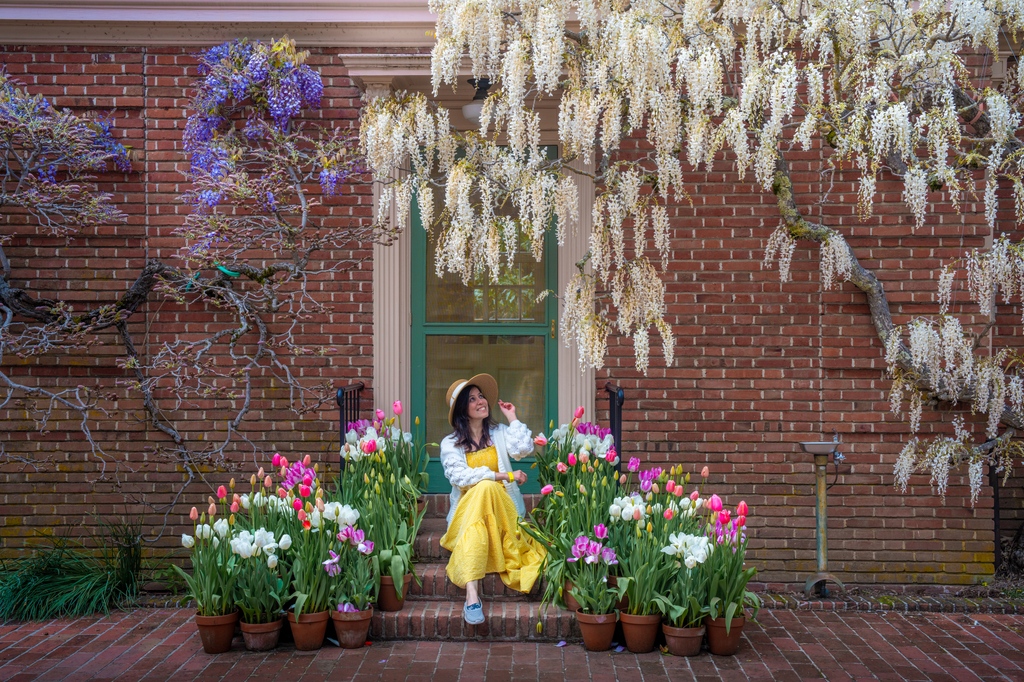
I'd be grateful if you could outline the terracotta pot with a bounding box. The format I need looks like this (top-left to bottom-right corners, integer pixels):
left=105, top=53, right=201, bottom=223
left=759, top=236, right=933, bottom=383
left=575, top=610, right=617, bottom=652
left=195, top=610, right=238, bottom=654
left=619, top=612, right=661, bottom=653
left=240, top=617, right=284, bottom=652
left=330, top=607, right=373, bottom=649
left=377, top=574, right=412, bottom=612
left=607, top=575, right=629, bottom=612
left=705, top=615, right=745, bottom=656
left=563, top=581, right=581, bottom=612
left=287, top=610, right=330, bottom=651
left=662, top=623, right=704, bottom=657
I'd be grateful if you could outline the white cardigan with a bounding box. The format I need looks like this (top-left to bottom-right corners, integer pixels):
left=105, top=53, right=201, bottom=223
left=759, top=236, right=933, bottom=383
left=440, top=420, right=534, bottom=528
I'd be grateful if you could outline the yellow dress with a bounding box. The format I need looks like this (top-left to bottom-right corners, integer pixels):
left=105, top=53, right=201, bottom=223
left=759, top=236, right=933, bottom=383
left=440, top=445, right=546, bottom=591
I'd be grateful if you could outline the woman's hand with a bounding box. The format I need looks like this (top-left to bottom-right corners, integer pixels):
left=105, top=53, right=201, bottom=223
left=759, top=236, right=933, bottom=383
left=497, top=399, right=517, bottom=423
left=512, top=469, right=527, bottom=485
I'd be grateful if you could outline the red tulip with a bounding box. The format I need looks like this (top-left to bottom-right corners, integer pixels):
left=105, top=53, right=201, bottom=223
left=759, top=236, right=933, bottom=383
left=737, top=515, right=747, bottom=528
left=719, top=510, right=731, bottom=525
left=737, top=501, right=749, bottom=517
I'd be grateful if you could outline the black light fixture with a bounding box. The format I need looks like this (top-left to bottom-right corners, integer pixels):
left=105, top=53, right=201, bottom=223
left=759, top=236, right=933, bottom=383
left=461, top=77, right=491, bottom=124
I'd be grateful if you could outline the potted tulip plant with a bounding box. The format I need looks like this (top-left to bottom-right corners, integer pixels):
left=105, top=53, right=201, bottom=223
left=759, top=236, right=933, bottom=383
left=563, top=525, right=625, bottom=651
left=277, top=456, right=338, bottom=650
left=338, top=416, right=422, bottom=611
left=174, top=492, right=238, bottom=654
left=328, top=523, right=377, bottom=648
left=230, top=527, right=292, bottom=651
left=656, top=529, right=711, bottom=656
left=703, top=497, right=760, bottom=656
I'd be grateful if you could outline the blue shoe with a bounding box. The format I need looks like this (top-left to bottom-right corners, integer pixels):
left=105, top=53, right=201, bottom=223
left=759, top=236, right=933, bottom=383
left=464, top=602, right=485, bottom=625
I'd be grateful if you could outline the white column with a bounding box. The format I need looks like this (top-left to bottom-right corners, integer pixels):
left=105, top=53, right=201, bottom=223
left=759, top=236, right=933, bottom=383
left=557, top=157, right=596, bottom=423
left=368, top=77, right=412, bottom=414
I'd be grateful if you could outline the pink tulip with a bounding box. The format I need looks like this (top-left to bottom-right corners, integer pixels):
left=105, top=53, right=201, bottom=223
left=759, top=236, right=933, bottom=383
left=594, top=524, right=608, bottom=539
left=701, top=466, right=709, bottom=478
left=299, top=485, right=311, bottom=498
left=316, top=498, right=325, bottom=512
left=541, top=484, right=554, bottom=495
left=393, top=400, right=403, bottom=416
left=666, top=480, right=675, bottom=493
left=580, top=452, right=589, bottom=464
left=208, top=502, right=216, bottom=517
left=651, top=483, right=659, bottom=495
left=534, top=434, right=548, bottom=446
left=690, top=489, right=699, bottom=501
left=619, top=474, right=627, bottom=485
left=297, top=509, right=307, bottom=521
left=280, top=466, right=287, bottom=478
left=376, top=408, right=386, bottom=421
left=556, top=462, right=568, bottom=474
left=292, top=498, right=302, bottom=511
left=605, top=447, right=617, bottom=463
left=232, top=493, right=240, bottom=504
left=632, top=507, right=643, bottom=521
left=574, top=406, right=585, bottom=419
left=277, top=487, right=287, bottom=498
left=737, top=515, right=747, bottom=528
left=257, top=467, right=265, bottom=479
left=674, top=486, right=684, bottom=497
left=568, top=453, right=577, bottom=467
left=230, top=502, right=239, bottom=513
left=737, top=500, right=749, bottom=517
left=664, top=509, right=674, bottom=520
left=708, top=494, right=723, bottom=512
left=628, top=457, right=640, bottom=472
left=719, top=510, right=731, bottom=525
left=579, top=484, right=587, bottom=494
left=216, top=485, right=227, bottom=499
left=302, top=474, right=313, bottom=487
left=190, top=507, right=199, bottom=522
left=362, top=439, right=377, bottom=454
left=303, top=455, right=311, bottom=467
left=280, top=457, right=289, bottom=469
left=264, top=476, right=273, bottom=489
left=272, top=453, right=282, bottom=467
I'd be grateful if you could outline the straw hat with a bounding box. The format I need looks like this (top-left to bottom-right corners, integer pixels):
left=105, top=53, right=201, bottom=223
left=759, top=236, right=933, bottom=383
left=445, top=373, right=499, bottom=426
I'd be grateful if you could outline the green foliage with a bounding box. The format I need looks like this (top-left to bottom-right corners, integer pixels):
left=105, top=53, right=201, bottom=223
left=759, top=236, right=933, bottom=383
left=0, top=519, right=142, bottom=622
left=704, top=541, right=761, bottom=634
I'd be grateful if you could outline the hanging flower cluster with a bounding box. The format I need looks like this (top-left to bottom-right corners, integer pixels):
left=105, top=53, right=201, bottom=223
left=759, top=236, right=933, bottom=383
left=362, top=0, right=1024, bottom=376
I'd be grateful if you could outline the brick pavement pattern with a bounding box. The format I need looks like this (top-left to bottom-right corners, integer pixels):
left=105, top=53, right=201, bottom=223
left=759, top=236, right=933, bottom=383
left=2, top=608, right=1024, bottom=681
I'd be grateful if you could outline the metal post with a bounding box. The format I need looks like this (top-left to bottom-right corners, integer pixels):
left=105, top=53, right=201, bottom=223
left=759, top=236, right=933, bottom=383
left=604, top=382, right=625, bottom=473
left=804, top=453, right=844, bottom=598
left=992, top=463, right=1002, bottom=573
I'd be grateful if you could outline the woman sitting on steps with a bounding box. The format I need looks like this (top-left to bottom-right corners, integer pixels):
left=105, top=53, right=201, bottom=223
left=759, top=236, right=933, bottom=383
left=438, top=373, right=547, bottom=626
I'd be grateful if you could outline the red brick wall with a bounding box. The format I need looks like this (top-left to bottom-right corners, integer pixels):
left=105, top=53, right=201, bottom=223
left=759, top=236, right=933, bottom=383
left=594, top=137, right=1015, bottom=586
left=0, top=45, right=374, bottom=556
left=1, top=45, right=1017, bottom=588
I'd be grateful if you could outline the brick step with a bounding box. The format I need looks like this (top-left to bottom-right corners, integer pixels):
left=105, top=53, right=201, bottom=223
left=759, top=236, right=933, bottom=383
left=408, top=562, right=544, bottom=602
left=413, top=517, right=450, bottom=560
left=370, top=600, right=580, bottom=642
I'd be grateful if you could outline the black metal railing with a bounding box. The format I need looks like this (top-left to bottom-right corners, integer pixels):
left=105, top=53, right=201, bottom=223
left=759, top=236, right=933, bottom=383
left=604, top=382, right=625, bottom=469
left=336, top=382, right=365, bottom=468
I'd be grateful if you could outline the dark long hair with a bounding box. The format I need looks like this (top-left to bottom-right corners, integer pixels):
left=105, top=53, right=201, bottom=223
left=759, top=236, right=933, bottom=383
left=452, top=384, right=496, bottom=452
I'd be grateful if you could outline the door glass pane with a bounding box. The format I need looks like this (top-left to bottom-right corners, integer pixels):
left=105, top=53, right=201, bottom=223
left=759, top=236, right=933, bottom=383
left=423, top=198, right=547, bottom=322
left=424, top=335, right=546, bottom=446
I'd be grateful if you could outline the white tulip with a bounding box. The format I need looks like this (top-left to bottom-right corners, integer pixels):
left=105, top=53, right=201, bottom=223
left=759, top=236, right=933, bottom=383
left=213, top=518, right=229, bottom=539
left=181, top=534, right=195, bottom=548
left=267, top=554, right=278, bottom=569
left=278, top=534, right=292, bottom=550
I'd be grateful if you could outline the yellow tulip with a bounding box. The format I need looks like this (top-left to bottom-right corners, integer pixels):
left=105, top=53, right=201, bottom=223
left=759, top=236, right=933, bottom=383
left=250, top=474, right=257, bottom=486
left=647, top=522, right=653, bottom=533
left=229, top=514, right=235, bottom=525
left=415, top=416, right=421, bottom=425
left=229, top=478, right=235, bottom=490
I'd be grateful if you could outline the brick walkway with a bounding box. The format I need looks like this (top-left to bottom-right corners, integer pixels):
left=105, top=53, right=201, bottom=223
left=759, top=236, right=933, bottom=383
left=2, top=608, right=1024, bottom=681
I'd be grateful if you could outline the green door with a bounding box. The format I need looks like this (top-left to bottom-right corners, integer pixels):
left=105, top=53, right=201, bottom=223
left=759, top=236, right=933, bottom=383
left=410, top=171, right=558, bottom=494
